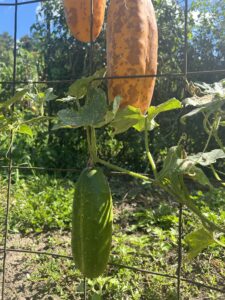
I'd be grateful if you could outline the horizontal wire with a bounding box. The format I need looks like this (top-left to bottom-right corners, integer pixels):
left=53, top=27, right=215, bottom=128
left=0, top=69, right=225, bottom=86
left=0, top=165, right=150, bottom=177
left=0, top=247, right=224, bottom=293
left=0, top=0, right=185, bottom=7
left=0, top=165, right=81, bottom=173
left=0, top=0, right=48, bottom=6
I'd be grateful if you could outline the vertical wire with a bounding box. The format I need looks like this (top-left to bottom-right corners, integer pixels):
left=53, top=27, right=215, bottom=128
left=177, top=204, right=183, bottom=300
left=184, top=0, right=188, bottom=77
left=1, top=0, right=18, bottom=298
left=177, top=1, right=188, bottom=299
left=83, top=277, right=87, bottom=300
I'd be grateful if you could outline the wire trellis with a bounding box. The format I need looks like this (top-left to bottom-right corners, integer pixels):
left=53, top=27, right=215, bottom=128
left=0, top=0, right=225, bottom=299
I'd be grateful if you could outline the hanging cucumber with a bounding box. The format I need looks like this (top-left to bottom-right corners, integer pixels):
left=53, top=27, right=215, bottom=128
left=72, top=167, right=113, bottom=278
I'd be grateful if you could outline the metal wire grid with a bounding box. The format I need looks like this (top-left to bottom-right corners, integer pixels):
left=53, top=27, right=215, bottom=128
left=0, top=0, right=225, bottom=299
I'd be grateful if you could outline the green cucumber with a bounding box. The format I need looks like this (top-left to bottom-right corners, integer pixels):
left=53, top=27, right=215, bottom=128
left=72, top=167, right=113, bottom=278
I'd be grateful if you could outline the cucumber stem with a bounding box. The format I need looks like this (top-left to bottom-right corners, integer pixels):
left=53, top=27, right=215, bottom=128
left=144, top=118, right=157, bottom=178
left=86, top=126, right=94, bottom=165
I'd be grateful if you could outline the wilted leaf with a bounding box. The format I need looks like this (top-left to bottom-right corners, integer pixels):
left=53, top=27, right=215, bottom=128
left=194, top=80, right=225, bottom=97
left=158, top=146, right=212, bottom=188
left=187, top=165, right=212, bottom=188
left=56, top=96, right=76, bottom=103
left=181, top=79, right=225, bottom=122
left=181, top=99, right=224, bottom=124
left=187, top=149, right=225, bottom=166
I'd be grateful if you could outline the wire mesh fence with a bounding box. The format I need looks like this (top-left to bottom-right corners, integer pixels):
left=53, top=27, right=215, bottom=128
left=0, top=0, right=225, bottom=299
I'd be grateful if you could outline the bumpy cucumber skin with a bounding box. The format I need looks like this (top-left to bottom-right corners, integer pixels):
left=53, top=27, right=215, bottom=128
left=72, top=167, right=113, bottom=278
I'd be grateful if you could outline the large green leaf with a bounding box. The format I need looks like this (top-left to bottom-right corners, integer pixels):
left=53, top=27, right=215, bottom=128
left=94, top=96, right=121, bottom=128
left=147, top=98, right=182, bottom=120
left=133, top=98, right=181, bottom=132
left=57, top=87, right=107, bottom=128
left=110, top=98, right=181, bottom=134
left=68, top=68, right=106, bottom=100
left=184, top=228, right=215, bottom=260
left=111, top=106, right=144, bottom=135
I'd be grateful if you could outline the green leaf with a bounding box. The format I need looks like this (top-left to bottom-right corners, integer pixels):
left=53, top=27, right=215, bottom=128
left=68, top=68, right=106, bottom=99
left=91, top=68, right=106, bottom=88
left=147, top=98, right=182, bottom=120
left=111, top=106, right=144, bottom=135
left=133, top=118, right=158, bottom=132
left=57, top=87, right=107, bottom=128
left=17, top=124, right=33, bottom=137
left=106, top=98, right=181, bottom=133
left=130, top=98, right=181, bottom=132
left=184, top=228, right=215, bottom=259
left=0, top=88, right=28, bottom=109
left=44, top=88, right=57, bottom=102
left=94, top=96, right=121, bottom=128
left=157, top=146, right=183, bottom=181
left=68, top=77, right=93, bottom=99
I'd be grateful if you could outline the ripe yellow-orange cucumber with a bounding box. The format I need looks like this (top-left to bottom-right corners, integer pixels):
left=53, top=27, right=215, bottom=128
left=106, top=0, right=158, bottom=114
left=63, top=0, right=106, bottom=43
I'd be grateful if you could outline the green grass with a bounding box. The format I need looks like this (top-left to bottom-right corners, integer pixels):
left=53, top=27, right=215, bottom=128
left=0, top=175, right=225, bottom=299
left=8, top=175, right=74, bottom=233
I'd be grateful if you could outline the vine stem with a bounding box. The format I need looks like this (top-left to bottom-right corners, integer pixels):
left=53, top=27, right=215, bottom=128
left=89, top=126, right=151, bottom=182
left=95, top=157, right=151, bottom=182
left=144, top=118, right=157, bottom=178
left=90, top=126, right=97, bottom=161
left=210, top=164, right=222, bottom=182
